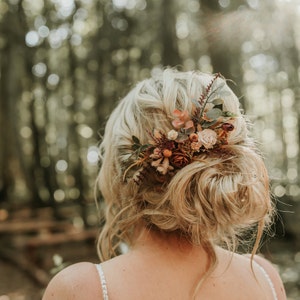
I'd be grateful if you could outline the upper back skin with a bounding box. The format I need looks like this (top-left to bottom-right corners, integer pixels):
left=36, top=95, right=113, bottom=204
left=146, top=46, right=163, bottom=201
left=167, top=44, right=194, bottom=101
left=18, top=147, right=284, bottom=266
left=42, top=246, right=286, bottom=300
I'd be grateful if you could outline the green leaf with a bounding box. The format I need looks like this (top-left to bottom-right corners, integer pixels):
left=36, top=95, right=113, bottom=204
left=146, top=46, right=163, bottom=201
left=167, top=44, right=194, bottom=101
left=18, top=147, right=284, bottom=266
left=132, top=144, right=140, bottom=150
left=176, top=133, right=188, bottom=142
left=206, top=108, right=222, bottom=120
left=184, top=127, right=195, bottom=135
left=222, top=111, right=235, bottom=117
left=201, top=120, right=218, bottom=128
left=132, top=135, right=140, bottom=145
left=212, top=98, right=224, bottom=105
left=140, top=144, right=150, bottom=151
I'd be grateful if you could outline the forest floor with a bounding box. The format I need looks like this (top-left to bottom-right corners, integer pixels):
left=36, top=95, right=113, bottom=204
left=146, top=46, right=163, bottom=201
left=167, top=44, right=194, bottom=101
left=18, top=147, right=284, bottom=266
left=0, top=236, right=299, bottom=300
left=0, top=240, right=99, bottom=300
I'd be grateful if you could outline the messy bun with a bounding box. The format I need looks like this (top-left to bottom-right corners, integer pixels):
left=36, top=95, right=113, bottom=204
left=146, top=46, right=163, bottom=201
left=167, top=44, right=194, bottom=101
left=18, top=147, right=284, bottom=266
left=97, top=69, right=274, bottom=261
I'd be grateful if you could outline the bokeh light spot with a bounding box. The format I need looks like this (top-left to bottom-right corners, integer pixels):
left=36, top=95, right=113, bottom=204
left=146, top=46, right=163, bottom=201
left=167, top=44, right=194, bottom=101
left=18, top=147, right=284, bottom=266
left=55, top=160, right=68, bottom=172
left=54, top=189, right=65, bottom=202
left=25, top=31, right=40, bottom=47
left=87, top=146, right=99, bottom=165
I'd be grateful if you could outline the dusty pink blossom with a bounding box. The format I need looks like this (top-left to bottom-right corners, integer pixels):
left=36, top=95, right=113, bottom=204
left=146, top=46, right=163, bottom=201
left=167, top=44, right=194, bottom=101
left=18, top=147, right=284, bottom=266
left=172, top=109, right=191, bottom=129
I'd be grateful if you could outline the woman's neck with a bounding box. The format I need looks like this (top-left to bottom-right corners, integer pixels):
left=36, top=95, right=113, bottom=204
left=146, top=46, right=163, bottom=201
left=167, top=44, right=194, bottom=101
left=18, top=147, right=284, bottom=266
left=130, top=227, right=211, bottom=269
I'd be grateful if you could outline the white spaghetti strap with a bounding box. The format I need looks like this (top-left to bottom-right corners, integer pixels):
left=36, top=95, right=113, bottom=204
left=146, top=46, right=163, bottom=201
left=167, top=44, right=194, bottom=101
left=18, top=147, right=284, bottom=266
left=253, top=261, right=278, bottom=300
left=95, top=264, right=109, bottom=300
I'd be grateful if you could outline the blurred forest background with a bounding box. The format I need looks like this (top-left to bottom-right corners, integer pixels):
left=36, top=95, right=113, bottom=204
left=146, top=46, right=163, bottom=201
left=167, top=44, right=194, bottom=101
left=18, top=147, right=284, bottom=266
left=0, top=0, right=300, bottom=299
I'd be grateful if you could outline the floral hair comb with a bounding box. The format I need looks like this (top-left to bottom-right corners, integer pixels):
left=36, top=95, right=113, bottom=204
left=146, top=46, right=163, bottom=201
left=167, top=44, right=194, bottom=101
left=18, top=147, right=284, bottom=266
left=123, top=73, right=236, bottom=184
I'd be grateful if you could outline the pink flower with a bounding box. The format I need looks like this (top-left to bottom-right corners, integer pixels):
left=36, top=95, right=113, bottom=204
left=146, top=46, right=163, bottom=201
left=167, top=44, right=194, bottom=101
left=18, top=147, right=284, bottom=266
left=197, top=129, right=218, bottom=149
left=172, top=110, right=191, bottom=129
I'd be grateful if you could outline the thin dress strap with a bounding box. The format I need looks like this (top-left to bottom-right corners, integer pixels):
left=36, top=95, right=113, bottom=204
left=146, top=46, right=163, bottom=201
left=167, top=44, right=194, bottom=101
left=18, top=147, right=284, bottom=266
left=253, top=260, right=278, bottom=300
left=95, top=264, right=109, bottom=300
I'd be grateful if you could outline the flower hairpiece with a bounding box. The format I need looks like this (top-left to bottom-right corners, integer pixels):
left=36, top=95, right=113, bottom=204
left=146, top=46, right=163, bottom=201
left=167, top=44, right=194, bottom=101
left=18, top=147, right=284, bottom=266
left=123, top=73, right=236, bottom=184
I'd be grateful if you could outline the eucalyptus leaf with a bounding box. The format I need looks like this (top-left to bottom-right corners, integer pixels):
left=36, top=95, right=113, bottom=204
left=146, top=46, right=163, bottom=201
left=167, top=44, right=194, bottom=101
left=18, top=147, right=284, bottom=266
left=212, top=98, right=224, bottom=105
left=206, top=108, right=222, bottom=120
left=184, top=127, right=195, bottom=135
left=201, top=120, right=218, bottom=128
left=176, top=133, right=188, bottom=142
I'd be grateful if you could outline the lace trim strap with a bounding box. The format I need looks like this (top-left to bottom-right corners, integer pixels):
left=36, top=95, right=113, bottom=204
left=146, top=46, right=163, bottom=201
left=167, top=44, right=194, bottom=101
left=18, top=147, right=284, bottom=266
left=95, top=264, right=109, bottom=300
left=253, top=260, right=278, bottom=300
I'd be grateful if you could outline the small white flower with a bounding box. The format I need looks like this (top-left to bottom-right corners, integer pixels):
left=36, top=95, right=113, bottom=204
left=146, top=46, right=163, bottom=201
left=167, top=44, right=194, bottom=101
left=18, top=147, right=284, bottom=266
left=197, top=129, right=218, bottom=149
left=167, top=129, right=178, bottom=140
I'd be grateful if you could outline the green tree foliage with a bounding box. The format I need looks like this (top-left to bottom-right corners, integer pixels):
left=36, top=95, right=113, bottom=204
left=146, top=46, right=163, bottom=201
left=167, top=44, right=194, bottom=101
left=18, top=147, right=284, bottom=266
left=0, top=0, right=299, bottom=230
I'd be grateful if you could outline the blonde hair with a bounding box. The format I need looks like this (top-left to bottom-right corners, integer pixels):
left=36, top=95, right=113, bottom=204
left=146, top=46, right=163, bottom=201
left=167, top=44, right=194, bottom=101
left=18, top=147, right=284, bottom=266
left=97, top=69, right=274, bottom=264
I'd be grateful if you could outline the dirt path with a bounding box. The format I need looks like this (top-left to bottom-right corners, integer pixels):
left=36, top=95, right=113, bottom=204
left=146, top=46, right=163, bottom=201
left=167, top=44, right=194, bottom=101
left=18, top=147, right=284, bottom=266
left=0, top=259, right=43, bottom=300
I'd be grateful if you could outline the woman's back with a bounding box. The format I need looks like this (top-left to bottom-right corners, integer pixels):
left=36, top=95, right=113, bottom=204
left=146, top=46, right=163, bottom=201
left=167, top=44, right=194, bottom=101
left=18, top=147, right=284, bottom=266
left=43, top=231, right=285, bottom=300
left=96, top=234, right=283, bottom=300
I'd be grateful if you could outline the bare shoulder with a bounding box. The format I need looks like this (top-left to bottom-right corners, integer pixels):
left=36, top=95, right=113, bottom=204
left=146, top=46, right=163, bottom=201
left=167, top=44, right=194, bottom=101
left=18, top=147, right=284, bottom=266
left=251, top=254, right=287, bottom=300
left=42, top=262, right=102, bottom=300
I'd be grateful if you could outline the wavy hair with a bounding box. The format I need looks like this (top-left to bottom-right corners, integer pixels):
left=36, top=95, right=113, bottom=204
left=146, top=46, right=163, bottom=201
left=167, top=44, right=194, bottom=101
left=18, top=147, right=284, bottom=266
left=96, top=69, right=274, bottom=264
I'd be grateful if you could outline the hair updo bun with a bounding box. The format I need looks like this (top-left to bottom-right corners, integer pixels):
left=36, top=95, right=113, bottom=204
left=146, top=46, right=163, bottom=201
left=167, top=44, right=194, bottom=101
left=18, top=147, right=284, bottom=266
left=97, top=68, right=274, bottom=261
